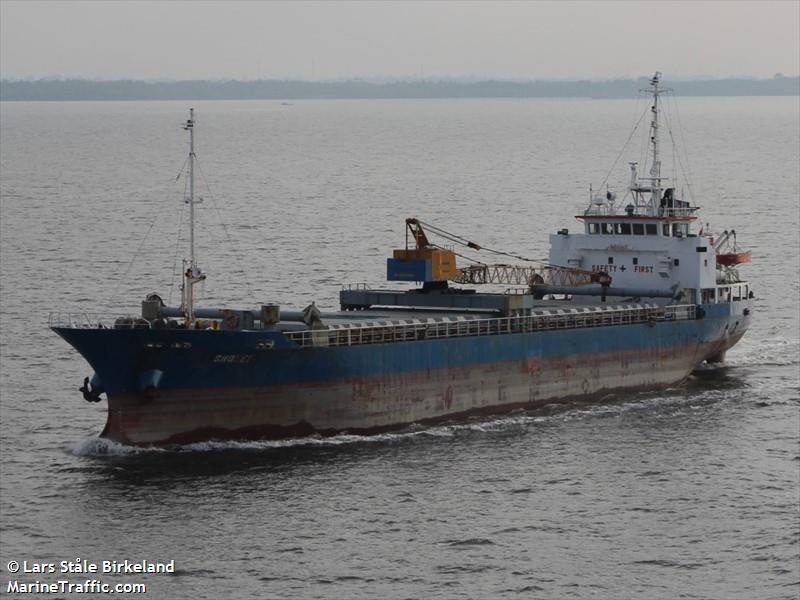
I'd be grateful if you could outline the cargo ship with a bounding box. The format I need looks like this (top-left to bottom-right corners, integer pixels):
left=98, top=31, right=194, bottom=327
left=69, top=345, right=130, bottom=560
left=52, top=73, right=753, bottom=446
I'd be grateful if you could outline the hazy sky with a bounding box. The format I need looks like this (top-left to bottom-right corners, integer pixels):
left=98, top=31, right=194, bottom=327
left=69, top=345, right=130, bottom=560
left=1, top=1, right=798, bottom=80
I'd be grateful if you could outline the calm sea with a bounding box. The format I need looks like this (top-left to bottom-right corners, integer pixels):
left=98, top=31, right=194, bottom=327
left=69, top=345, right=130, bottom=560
left=1, top=97, right=798, bottom=599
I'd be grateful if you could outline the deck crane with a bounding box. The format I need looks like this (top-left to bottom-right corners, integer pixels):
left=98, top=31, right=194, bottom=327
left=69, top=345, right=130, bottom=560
left=388, top=218, right=611, bottom=290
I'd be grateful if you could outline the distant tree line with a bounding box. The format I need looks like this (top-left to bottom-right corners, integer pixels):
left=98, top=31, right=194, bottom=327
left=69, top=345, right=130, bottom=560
left=1, top=76, right=797, bottom=101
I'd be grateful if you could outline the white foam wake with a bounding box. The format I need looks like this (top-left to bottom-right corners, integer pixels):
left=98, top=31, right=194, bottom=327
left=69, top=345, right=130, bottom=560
left=66, top=416, right=542, bottom=456
left=726, top=337, right=799, bottom=367
left=66, top=383, right=759, bottom=456
left=69, top=436, right=168, bottom=456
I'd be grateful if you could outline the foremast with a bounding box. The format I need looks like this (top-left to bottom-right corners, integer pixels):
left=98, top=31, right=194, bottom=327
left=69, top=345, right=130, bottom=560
left=180, top=108, right=206, bottom=325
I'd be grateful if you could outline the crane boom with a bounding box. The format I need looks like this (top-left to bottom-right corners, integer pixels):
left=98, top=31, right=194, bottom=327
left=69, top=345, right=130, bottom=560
left=454, top=263, right=610, bottom=287
left=388, top=218, right=611, bottom=288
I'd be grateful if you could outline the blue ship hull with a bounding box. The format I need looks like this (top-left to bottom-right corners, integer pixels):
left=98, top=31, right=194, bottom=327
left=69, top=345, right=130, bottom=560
left=52, top=302, right=750, bottom=446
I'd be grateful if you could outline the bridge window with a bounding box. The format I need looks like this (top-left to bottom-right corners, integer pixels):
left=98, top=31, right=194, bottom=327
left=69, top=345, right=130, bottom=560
left=589, top=223, right=599, bottom=234
left=616, top=223, right=632, bottom=234
left=608, top=257, right=614, bottom=264
left=672, top=223, right=688, bottom=237
left=601, top=222, right=614, bottom=234
left=633, top=223, right=645, bottom=235
left=662, top=224, right=670, bottom=236
left=646, top=224, right=658, bottom=235
left=633, top=257, right=638, bottom=265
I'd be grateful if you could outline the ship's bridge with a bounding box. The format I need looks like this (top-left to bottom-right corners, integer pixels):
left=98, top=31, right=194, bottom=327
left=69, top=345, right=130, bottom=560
left=579, top=213, right=696, bottom=238
left=549, top=209, right=718, bottom=304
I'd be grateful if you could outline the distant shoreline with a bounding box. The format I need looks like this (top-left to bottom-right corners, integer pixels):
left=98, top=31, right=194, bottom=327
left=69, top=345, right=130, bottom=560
left=1, top=76, right=797, bottom=101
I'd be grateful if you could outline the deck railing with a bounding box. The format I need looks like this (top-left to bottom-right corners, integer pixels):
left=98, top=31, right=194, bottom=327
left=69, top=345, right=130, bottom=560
left=50, top=304, right=697, bottom=346
left=284, top=304, right=696, bottom=349
left=49, top=313, right=150, bottom=330
left=341, top=283, right=371, bottom=291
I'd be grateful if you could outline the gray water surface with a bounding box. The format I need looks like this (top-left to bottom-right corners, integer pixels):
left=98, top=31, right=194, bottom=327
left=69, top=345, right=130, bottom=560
left=1, top=98, right=798, bottom=599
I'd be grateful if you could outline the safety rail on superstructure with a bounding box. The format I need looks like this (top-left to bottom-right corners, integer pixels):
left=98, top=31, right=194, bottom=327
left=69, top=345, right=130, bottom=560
left=285, top=304, right=697, bottom=349
left=583, top=205, right=698, bottom=218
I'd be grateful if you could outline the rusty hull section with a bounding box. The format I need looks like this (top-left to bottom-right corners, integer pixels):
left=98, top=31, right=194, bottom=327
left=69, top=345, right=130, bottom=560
left=100, top=335, right=742, bottom=446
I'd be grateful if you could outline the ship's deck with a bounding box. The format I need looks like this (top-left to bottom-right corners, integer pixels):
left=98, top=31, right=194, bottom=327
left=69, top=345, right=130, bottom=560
left=284, top=302, right=696, bottom=348
left=322, top=298, right=646, bottom=327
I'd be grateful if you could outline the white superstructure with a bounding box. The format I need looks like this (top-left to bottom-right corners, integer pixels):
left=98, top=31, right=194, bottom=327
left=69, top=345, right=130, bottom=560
left=549, top=73, right=751, bottom=306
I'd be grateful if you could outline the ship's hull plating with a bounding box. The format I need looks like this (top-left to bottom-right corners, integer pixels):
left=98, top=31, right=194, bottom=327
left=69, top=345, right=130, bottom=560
left=54, top=303, right=750, bottom=446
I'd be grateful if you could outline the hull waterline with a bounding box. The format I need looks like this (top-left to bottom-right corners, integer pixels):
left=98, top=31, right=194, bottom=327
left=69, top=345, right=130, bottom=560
left=56, top=308, right=749, bottom=447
